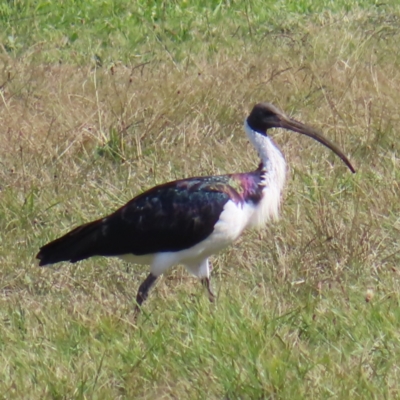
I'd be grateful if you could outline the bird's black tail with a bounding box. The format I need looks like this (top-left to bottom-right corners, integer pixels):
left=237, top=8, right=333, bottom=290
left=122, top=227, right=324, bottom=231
left=36, top=218, right=108, bottom=266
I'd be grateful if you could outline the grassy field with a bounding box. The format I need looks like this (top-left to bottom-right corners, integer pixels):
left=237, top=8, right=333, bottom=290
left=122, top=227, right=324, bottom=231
left=1, top=0, right=400, bottom=398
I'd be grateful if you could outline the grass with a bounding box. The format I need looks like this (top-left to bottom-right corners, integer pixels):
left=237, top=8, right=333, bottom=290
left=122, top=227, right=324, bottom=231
left=1, top=0, right=400, bottom=398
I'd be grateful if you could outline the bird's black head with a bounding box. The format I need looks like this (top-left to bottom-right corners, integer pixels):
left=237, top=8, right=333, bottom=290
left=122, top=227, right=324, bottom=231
left=246, top=102, right=356, bottom=173
left=246, top=103, right=285, bottom=134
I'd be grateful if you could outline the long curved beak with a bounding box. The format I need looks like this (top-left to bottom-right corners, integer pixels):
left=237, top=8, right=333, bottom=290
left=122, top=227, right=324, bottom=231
left=280, top=116, right=356, bottom=173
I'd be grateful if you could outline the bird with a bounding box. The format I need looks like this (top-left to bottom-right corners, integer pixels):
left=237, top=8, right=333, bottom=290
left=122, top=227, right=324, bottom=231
left=36, top=103, right=355, bottom=312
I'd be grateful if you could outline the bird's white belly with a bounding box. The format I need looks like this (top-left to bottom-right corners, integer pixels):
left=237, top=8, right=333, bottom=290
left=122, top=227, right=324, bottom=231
left=200, top=199, right=255, bottom=252
left=136, top=200, right=255, bottom=276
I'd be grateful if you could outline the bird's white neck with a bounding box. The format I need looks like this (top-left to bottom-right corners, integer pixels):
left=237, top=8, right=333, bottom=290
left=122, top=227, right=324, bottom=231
left=244, top=120, right=287, bottom=190
left=244, top=120, right=287, bottom=226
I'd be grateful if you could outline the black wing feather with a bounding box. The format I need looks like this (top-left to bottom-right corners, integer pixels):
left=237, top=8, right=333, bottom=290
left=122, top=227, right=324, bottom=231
left=105, top=180, right=232, bottom=254
left=37, top=176, right=241, bottom=266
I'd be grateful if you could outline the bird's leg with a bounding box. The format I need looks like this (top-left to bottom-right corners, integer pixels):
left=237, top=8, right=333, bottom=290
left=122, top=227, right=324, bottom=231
left=201, top=277, right=215, bottom=303
left=134, top=273, right=157, bottom=314
left=201, top=259, right=215, bottom=302
left=186, top=259, right=215, bottom=302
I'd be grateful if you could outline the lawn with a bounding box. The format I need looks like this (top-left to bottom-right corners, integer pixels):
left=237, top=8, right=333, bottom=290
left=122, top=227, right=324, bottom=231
left=1, top=1, right=400, bottom=398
